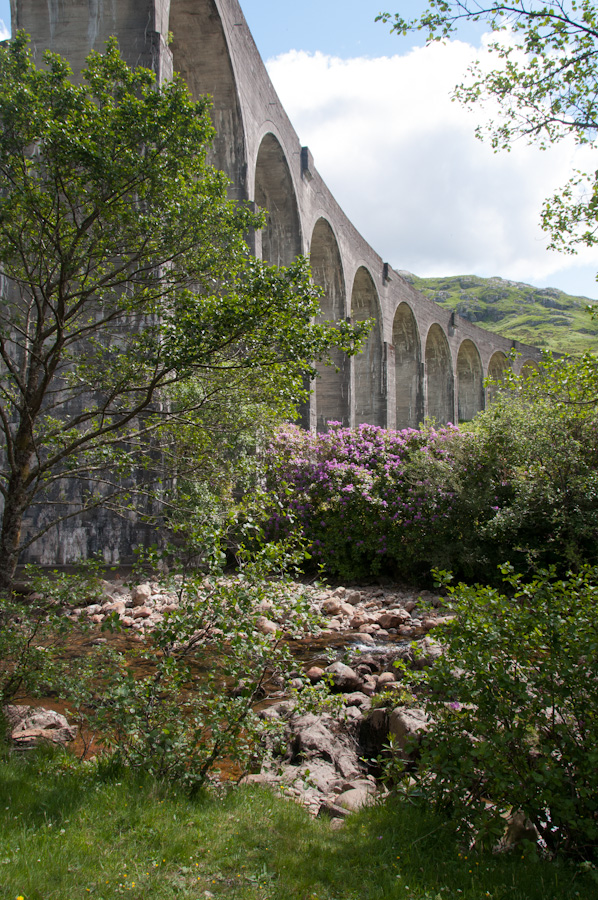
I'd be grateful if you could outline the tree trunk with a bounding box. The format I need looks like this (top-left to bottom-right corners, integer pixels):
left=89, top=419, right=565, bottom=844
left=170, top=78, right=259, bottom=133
left=0, top=457, right=33, bottom=596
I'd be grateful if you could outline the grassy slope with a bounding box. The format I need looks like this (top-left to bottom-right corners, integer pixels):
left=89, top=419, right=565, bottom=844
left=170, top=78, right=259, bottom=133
left=1, top=750, right=595, bottom=900
left=402, top=272, right=598, bottom=355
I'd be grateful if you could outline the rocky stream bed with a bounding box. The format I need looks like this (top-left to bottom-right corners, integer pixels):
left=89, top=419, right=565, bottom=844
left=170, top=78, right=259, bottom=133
left=5, top=577, right=454, bottom=830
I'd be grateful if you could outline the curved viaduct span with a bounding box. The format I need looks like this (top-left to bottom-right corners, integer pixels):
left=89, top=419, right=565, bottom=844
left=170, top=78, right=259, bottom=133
left=15, top=0, right=543, bottom=432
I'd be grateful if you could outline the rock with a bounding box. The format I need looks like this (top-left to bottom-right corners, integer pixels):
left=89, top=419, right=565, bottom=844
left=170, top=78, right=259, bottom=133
left=376, top=609, right=411, bottom=629
left=306, top=666, right=324, bottom=683
left=288, top=713, right=360, bottom=778
left=336, top=786, right=375, bottom=812
left=413, top=637, right=443, bottom=669
left=7, top=706, right=76, bottom=748
left=345, top=591, right=362, bottom=605
left=131, top=583, right=152, bottom=607
left=322, top=598, right=343, bottom=615
left=318, top=798, right=351, bottom=819
left=361, top=675, right=377, bottom=696
left=353, top=632, right=376, bottom=646
left=3, top=704, right=30, bottom=729
left=103, top=600, right=126, bottom=616
left=290, top=759, right=340, bottom=793
left=84, top=604, right=103, bottom=616
left=357, top=654, right=381, bottom=672
left=339, top=602, right=357, bottom=617
left=343, top=692, right=372, bottom=712
left=377, top=672, right=396, bottom=688
left=132, top=606, right=152, bottom=619
left=324, top=662, right=363, bottom=692
left=388, top=706, right=429, bottom=757
left=239, top=772, right=281, bottom=785
left=256, top=616, right=279, bottom=635
left=503, top=811, right=539, bottom=848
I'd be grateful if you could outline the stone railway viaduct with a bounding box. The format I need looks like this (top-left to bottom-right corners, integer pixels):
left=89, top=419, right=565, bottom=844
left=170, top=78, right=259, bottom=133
left=14, top=0, right=544, bottom=436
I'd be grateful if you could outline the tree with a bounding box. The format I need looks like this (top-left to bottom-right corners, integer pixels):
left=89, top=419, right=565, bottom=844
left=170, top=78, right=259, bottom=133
left=0, top=33, right=366, bottom=592
left=378, top=1, right=598, bottom=256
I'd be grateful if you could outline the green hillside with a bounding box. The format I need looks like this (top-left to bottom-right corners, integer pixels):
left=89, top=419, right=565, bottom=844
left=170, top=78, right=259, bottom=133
left=401, top=272, right=598, bottom=355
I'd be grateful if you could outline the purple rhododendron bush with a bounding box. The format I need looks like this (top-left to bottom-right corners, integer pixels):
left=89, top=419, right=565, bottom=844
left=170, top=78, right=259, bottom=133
left=261, top=422, right=494, bottom=582
left=259, top=393, right=598, bottom=584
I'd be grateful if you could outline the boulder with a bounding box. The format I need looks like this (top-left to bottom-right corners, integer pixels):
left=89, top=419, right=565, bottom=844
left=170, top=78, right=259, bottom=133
left=336, top=786, right=375, bottom=812
left=324, top=662, right=363, bottom=692
left=322, top=598, right=343, bottom=615
left=388, top=706, right=429, bottom=757
left=376, top=609, right=411, bottom=629
left=288, top=713, right=360, bottom=779
left=130, top=583, right=152, bottom=607
left=306, top=666, right=324, bottom=683
left=256, top=616, right=279, bottom=635
left=132, top=606, right=152, bottom=619
left=7, top=705, right=76, bottom=748
left=413, top=637, right=443, bottom=669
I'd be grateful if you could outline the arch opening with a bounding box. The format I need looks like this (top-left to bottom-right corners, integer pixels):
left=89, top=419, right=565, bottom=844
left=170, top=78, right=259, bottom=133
left=425, top=324, right=454, bottom=425
left=486, top=351, right=509, bottom=405
left=169, top=0, right=247, bottom=199
left=457, top=339, right=485, bottom=422
left=310, top=219, right=349, bottom=431
left=351, top=267, right=384, bottom=427
left=254, top=133, right=302, bottom=267
left=393, top=302, right=422, bottom=429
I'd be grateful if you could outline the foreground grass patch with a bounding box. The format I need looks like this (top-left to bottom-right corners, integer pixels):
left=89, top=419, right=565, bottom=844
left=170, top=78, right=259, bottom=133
left=0, top=750, right=595, bottom=900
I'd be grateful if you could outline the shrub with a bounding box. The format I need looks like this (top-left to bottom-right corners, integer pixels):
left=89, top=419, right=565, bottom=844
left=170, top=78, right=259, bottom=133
left=62, top=539, right=321, bottom=793
left=411, top=567, right=598, bottom=860
left=466, top=388, right=598, bottom=575
left=262, top=422, right=469, bottom=581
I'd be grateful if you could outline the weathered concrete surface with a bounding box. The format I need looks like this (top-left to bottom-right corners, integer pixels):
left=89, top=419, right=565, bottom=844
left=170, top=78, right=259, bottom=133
left=10, top=0, right=545, bottom=563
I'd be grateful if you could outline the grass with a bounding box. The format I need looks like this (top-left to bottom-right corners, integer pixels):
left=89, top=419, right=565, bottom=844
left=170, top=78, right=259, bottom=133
left=1, top=748, right=596, bottom=900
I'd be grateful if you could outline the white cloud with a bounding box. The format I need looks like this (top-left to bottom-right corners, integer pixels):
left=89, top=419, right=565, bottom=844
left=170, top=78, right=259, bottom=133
left=266, top=41, right=598, bottom=298
left=0, top=20, right=8, bottom=41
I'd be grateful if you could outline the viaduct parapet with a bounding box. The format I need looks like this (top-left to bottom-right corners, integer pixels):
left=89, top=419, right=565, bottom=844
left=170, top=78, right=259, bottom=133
left=14, top=0, right=544, bottom=435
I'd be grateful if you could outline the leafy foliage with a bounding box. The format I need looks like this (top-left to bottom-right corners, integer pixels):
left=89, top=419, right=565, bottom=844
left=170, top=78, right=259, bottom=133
left=410, top=566, right=598, bottom=860
left=261, top=422, right=468, bottom=582
left=0, top=33, right=366, bottom=588
left=61, top=539, right=321, bottom=793
left=262, top=353, right=598, bottom=582
left=379, top=1, right=598, bottom=262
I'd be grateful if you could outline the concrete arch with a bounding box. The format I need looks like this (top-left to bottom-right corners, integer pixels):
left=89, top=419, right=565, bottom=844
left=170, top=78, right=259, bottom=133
left=254, top=133, right=302, bottom=266
left=486, top=350, right=509, bottom=404
left=520, top=358, right=541, bottom=378
left=168, top=0, right=247, bottom=199
left=457, top=339, right=485, bottom=422
left=425, top=325, right=454, bottom=425
left=393, top=302, right=423, bottom=430
left=351, top=267, right=384, bottom=426
left=310, top=218, right=349, bottom=431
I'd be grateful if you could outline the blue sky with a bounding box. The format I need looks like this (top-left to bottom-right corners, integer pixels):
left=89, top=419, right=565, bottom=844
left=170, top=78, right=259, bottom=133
left=1, top=1, right=596, bottom=299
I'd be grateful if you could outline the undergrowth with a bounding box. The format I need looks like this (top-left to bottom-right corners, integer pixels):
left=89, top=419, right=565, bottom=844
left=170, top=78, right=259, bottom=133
left=0, top=748, right=596, bottom=900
